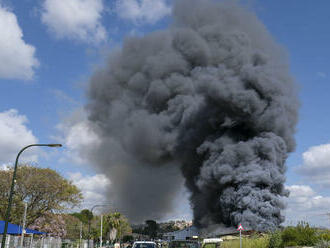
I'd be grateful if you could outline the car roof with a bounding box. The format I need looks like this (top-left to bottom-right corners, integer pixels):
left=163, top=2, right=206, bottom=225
left=134, top=242, right=157, bottom=244
left=170, top=240, right=199, bottom=242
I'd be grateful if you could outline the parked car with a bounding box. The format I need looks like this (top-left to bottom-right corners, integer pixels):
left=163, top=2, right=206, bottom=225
left=169, top=240, right=200, bottom=248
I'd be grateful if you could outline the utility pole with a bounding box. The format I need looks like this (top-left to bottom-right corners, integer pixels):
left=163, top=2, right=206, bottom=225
left=20, top=202, right=28, bottom=248
left=79, top=222, right=82, bottom=248
left=100, top=215, right=103, bottom=248
left=88, top=204, right=111, bottom=248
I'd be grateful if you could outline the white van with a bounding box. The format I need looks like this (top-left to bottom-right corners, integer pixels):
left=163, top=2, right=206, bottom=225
left=202, top=238, right=223, bottom=248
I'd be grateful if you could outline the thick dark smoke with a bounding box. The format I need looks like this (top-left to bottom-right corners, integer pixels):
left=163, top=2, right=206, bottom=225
left=86, top=0, right=298, bottom=231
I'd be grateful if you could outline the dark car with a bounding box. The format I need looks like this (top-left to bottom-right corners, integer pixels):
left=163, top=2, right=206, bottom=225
left=169, top=240, right=201, bottom=248
left=133, top=241, right=158, bottom=248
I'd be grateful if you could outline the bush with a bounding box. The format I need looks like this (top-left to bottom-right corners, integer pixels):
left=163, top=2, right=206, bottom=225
left=269, top=231, right=283, bottom=248
left=281, top=222, right=318, bottom=246
left=315, top=239, right=330, bottom=248
left=284, top=240, right=298, bottom=247
left=319, top=232, right=330, bottom=241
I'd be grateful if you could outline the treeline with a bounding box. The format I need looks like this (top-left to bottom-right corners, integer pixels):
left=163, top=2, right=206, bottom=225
left=67, top=210, right=132, bottom=242
left=132, top=220, right=191, bottom=240
left=0, top=165, right=132, bottom=242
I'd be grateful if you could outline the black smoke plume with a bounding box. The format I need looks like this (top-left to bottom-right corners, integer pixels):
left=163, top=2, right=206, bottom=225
left=86, top=0, right=298, bottom=231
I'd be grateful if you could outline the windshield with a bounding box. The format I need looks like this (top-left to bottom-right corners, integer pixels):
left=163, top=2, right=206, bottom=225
left=133, top=243, right=156, bottom=248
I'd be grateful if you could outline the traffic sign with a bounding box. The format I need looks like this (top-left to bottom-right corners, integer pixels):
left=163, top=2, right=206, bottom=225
left=237, top=224, right=244, bottom=231
left=237, top=224, right=244, bottom=248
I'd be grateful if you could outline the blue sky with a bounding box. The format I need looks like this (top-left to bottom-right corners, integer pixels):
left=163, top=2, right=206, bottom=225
left=0, top=0, right=330, bottom=227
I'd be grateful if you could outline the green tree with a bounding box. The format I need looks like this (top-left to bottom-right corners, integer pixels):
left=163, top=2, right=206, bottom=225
left=70, top=210, right=97, bottom=239
left=269, top=230, right=283, bottom=248
left=144, top=220, right=159, bottom=239
left=281, top=222, right=318, bottom=247
left=89, top=215, right=104, bottom=240
left=104, top=212, right=132, bottom=241
left=0, top=165, right=83, bottom=226
left=160, top=223, right=180, bottom=233
left=71, top=209, right=93, bottom=224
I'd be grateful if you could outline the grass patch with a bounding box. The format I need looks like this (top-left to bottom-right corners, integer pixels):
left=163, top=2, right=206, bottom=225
left=219, top=222, right=330, bottom=248
left=221, top=236, right=269, bottom=248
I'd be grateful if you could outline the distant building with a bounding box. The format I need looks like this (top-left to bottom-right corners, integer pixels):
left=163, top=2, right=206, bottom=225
left=163, top=226, right=200, bottom=241
left=163, top=224, right=250, bottom=240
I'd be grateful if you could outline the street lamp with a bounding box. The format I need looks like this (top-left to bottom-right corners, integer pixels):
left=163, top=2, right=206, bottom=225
left=87, top=204, right=111, bottom=248
left=1, top=144, right=62, bottom=248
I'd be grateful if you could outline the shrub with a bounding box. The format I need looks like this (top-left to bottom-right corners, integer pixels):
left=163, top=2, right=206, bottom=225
left=319, top=232, right=330, bottom=241
left=269, top=231, right=283, bottom=248
left=315, top=239, right=330, bottom=248
left=281, top=222, right=318, bottom=246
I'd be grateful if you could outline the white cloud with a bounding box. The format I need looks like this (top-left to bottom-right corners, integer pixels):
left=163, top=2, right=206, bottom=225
left=41, top=0, right=106, bottom=43
left=68, top=172, right=111, bottom=208
left=296, top=143, right=330, bottom=187
left=56, top=110, right=111, bottom=210
left=284, top=185, right=330, bottom=227
left=116, top=0, right=171, bottom=24
left=0, top=5, right=39, bottom=80
left=55, top=109, right=100, bottom=166
left=0, top=109, right=38, bottom=164
left=0, top=164, right=10, bottom=171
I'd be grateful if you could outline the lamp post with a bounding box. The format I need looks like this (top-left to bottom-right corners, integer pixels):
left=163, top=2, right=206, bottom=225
left=1, top=144, right=62, bottom=248
left=100, top=214, right=103, bottom=248
left=87, top=204, right=111, bottom=248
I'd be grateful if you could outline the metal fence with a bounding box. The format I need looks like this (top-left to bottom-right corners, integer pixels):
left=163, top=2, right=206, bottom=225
left=61, top=239, right=93, bottom=248
left=0, top=235, right=93, bottom=248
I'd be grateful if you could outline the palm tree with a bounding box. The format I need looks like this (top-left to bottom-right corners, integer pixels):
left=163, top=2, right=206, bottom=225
left=104, top=212, right=132, bottom=242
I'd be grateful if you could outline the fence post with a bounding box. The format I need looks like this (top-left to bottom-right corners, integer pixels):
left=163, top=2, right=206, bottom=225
left=6, top=235, right=10, bottom=248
